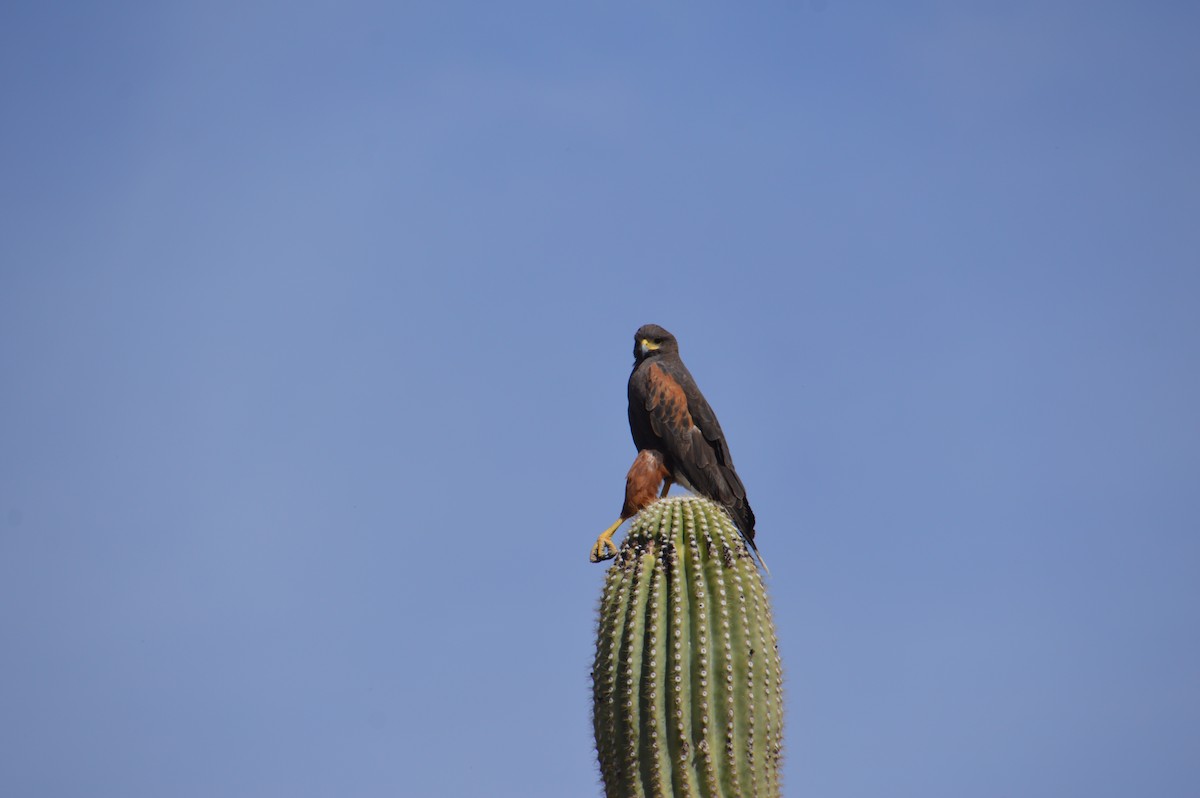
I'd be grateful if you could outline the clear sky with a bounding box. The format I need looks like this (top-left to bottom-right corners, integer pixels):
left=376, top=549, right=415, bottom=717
left=2, top=2, right=1198, bottom=797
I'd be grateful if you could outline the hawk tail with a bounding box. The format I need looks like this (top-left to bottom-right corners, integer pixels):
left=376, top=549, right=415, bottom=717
left=728, top=502, right=768, bottom=575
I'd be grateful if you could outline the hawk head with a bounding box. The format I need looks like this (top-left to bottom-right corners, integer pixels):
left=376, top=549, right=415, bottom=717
left=633, top=324, right=678, bottom=363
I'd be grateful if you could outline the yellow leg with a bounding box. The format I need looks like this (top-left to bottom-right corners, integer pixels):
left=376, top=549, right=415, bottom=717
left=590, top=519, right=624, bottom=563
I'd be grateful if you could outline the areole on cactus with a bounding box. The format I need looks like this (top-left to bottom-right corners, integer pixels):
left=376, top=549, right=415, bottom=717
left=592, top=496, right=783, bottom=798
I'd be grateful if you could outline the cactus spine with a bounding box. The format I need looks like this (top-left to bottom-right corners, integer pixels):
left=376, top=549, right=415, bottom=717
left=593, top=496, right=784, bottom=798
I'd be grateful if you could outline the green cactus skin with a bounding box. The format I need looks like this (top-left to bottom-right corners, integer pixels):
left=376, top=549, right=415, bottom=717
left=593, top=496, right=784, bottom=798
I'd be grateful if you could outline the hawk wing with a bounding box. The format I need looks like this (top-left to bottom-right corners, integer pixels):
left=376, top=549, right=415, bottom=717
left=629, top=359, right=755, bottom=539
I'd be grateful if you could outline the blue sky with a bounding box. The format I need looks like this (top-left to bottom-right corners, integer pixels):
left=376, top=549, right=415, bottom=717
left=2, top=2, right=1198, bottom=796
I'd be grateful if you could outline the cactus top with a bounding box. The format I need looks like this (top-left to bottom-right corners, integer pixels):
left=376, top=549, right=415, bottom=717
left=593, top=495, right=784, bottom=798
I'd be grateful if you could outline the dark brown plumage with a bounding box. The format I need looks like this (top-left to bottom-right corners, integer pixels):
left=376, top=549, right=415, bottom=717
left=590, top=324, right=763, bottom=568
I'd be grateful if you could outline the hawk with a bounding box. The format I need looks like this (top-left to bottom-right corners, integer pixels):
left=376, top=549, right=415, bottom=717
left=591, top=324, right=764, bottom=569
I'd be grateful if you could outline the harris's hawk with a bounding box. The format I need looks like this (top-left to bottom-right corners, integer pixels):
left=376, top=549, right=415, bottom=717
left=591, top=324, right=764, bottom=569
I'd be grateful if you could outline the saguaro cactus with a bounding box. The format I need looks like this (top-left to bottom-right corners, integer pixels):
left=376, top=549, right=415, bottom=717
left=593, top=496, right=784, bottom=798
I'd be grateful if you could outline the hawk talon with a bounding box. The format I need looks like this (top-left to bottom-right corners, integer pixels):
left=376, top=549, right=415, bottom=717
left=590, top=520, right=623, bottom=563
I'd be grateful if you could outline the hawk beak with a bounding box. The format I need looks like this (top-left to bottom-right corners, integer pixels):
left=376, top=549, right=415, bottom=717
left=640, top=338, right=660, bottom=354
